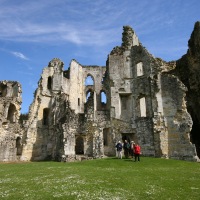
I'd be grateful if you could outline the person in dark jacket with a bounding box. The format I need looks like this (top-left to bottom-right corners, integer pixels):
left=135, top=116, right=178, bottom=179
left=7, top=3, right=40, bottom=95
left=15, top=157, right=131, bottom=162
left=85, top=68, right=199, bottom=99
left=123, top=140, right=130, bottom=159
left=115, top=141, right=123, bottom=159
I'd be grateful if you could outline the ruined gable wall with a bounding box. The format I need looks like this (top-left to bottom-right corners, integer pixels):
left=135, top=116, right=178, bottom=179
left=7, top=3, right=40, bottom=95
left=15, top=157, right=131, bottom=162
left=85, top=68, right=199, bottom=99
left=127, top=25, right=197, bottom=160
left=160, top=74, right=196, bottom=160
left=130, top=45, right=158, bottom=156
left=108, top=53, right=133, bottom=120
left=52, top=96, right=78, bottom=161
left=69, top=60, right=84, bottom=114
left=21, top=59, right=64, bottom=161
left=107, top=54, right=124, bottom=119
left=0, top=81, right=22, bottom=161
left=22, top=58, right=109, bottom=161
left=108, top=26, right=139, bottom=121
left=170, top=21, right=200, bottom=159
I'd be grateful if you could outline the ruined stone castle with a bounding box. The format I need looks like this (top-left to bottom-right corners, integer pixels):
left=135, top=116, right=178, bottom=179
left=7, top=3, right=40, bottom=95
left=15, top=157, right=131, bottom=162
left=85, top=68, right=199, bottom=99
left=1, top=22, right=200, bottom=162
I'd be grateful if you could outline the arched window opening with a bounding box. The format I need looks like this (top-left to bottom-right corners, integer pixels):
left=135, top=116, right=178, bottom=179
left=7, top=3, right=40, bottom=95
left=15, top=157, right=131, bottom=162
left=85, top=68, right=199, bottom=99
left=47, top=76, right=52, bottom=90
left=0, top=83, right=7, bottom=97
left=136, top=62, right=143, bottom=76
left=101, top=91, right=107, bottom=104
left=43, top=108, right=50, bottom=125
left=16, top=137, right=22, bottom=155
left=75, top=136, right=84, bottom=154
left=140, top=97, right=146, bottom=117
left=85, top=75, right=94, bottom=86
left=7, top=103, right=17, bottom=123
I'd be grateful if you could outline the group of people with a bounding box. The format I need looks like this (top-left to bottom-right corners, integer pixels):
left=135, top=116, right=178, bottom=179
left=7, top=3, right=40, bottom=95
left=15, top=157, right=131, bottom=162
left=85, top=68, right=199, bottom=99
left=115, top=140, right=141, bottom=161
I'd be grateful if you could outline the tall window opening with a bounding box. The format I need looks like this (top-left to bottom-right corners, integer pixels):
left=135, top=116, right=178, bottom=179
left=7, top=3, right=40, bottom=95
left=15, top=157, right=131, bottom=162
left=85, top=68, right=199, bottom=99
left=101, top=91, right=107, bottom=104
left=0, top=83, right=7, bottom=97
left=16, top=137, right=22, bottom=155
left=121, top=96, right=127, bottom=110
left=85, top=75, right=94, bottom=103
left=47, top=76, right=52, bottom=90
left=140, top=97, right=146, bottom=117
left=78, top=98, right=80, bottom=106
left=103, top=128, right=109, bottom=146
left=7, top=103, right=17, bottom=123
left=43, top=108, right=50, bottom=125
left=136, top=62, right=143, bottom=76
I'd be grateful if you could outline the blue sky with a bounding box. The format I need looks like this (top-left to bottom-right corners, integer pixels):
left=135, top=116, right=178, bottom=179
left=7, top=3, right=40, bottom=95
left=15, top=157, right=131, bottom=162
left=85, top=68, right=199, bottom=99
left=0, top=0, right=200, bottom=113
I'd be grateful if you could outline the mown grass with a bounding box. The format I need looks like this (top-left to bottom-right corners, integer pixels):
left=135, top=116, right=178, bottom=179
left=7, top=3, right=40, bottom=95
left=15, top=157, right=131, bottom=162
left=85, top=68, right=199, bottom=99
left=0, top=157, right=199, bottom=200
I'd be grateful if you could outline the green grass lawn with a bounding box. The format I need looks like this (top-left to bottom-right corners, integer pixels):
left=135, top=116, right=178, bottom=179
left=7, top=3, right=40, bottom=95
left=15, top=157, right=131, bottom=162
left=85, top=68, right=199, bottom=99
left=0, top=157, right=199, bottom=200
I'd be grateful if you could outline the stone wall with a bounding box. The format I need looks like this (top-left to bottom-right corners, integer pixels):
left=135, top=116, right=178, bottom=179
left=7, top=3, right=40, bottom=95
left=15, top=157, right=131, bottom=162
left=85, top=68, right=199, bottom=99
left=0, top=81, right=22, bottom=161
left=172, top=22, right=200, bottom=158
left=1, top=22, right=200, bottom=162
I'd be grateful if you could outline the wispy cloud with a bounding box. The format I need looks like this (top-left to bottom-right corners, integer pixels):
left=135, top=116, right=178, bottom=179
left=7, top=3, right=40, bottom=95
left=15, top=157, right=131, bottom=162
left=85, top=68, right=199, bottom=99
left=0, top=0, right=199, bottom=55
left=0, top=1, right=136, bottom=46
left=0, top=47, right=29, bottom=60
left=11, top=51, right=29, bottom=60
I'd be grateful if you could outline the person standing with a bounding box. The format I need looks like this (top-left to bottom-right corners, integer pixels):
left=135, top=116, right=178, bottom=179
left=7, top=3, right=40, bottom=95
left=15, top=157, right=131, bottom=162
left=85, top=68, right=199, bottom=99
left=133, top=143, right=141, bottom=161
left=130, top=141, right=135, bottom=158
left=123, top=140, right=130, bottom=159
left=115, top=141, right=123, bottom=159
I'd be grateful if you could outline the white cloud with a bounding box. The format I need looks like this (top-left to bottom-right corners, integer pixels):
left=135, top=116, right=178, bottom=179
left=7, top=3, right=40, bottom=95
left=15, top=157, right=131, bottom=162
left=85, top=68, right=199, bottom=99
left=0, top=1, right=125, bottom=46
left=0, top=0, right=199, bottom=55
left=11, top=51, right=29, bottom=60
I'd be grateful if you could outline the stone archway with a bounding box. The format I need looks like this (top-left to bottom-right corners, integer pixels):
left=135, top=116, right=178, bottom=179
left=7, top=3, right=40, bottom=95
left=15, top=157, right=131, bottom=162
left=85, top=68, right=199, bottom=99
left=75, top=136, right=84, bottom=155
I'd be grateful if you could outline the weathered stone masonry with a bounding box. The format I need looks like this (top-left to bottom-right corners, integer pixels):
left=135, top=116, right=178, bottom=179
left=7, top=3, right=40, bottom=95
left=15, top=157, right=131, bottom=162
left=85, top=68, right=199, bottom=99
left=1, top=22, right=200, bottom=162
left=0, top=81, right=22, bottom=161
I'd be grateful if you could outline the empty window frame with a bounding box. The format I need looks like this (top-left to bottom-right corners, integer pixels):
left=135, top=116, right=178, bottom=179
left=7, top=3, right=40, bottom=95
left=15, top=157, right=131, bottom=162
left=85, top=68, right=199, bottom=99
left=121, top=96, right=127, bottom=110
left=43, top=108, right=50, bottom=125
left=47, top=76, right=52, bottom=90
left=78, top=98, right=80, bottom=106
left=103, top=128, right=110, bottom=146
left=139, top=97, right=146, bottom=117
left=136, top=62, right=143, bottom=76
left=7, top=103, right=17, bottom=123
left=100, top=91, right=107, bottom=104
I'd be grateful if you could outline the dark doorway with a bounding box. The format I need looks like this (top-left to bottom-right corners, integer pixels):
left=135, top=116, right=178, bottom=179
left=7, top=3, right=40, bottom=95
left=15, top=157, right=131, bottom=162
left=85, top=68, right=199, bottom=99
left=75, top=136, right=84, bottom=154
left=121, top=133, right=135, bottom=143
